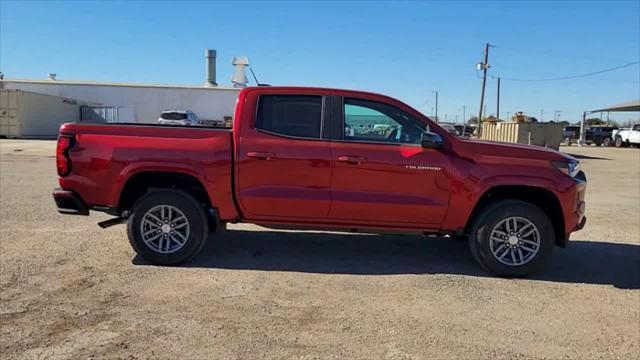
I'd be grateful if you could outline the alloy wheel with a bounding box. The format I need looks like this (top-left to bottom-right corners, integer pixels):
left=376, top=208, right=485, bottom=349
left=489, top=216, right=541, bottom=266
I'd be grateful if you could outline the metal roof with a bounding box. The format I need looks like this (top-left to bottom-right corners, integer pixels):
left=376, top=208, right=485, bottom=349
left=588, top=99, right=640, bottom=113
left=1, top=78, right=241, bottom=91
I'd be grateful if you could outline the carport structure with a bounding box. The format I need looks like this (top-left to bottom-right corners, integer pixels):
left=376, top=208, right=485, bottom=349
left=580, top=99, right=640, bottom=145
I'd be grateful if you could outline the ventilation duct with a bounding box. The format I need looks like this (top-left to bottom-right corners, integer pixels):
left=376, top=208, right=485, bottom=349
left=231, top=56, right=249, bottom=88
left=205, top=49, right=217, bottom=87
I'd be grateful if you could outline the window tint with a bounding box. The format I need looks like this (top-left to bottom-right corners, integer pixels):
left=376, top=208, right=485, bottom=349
left=343, top=98, right=426, bottom=144
left=161, top=112, right=188, bottom=120
left=633, top=124, right=640, bottom=131
left=256, top=95, right=322, bottom=139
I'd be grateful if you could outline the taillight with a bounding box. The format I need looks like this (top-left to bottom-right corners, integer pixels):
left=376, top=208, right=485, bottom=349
left=56, top=134, right=75, bottom=176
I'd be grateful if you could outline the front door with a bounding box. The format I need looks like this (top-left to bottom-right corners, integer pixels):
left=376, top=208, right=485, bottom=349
left=329, top=97, right=451, bottom=227
left=236, top=94, right=332, bottom=220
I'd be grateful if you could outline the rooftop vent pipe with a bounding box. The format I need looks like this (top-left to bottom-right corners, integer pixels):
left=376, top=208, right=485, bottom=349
left=231, top=56, right=249, bottom=88
left=205, top=49, right=217, bottom=87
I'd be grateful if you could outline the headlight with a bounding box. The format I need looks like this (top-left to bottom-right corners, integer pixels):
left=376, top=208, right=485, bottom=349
left=553, top=160, right=580, bottom=178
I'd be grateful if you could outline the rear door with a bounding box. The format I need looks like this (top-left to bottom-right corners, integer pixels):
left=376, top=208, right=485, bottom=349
left=328, top=97, right=451, bottom=227
left=236, top=93, right=332, bottom=220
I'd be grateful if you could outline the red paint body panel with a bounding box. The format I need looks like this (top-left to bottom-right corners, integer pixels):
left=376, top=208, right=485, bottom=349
left=58, top=123, right=239, bottom=220
left=56, top=86, right=586, bottom=241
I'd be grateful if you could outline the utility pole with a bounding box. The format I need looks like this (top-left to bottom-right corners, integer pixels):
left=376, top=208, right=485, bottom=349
left=462, top=105, right=466, bottom=124
left=496, top=77, right=501, bottom=120
left=434, top=91, right=439, bottom=123
left=477, top=42, right=492, bottom=134
left=462, top=106, right=467, bottom=137
left=553, top=110, right=562, bottom=122
left=541, top=109, right=544, bottom=122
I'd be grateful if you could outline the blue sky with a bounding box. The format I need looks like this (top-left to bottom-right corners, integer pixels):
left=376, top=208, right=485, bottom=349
left=1, top=0, right=639, bottom=123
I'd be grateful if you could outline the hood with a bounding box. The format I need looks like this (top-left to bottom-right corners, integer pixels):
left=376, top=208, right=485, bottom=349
left=454, top=138, right=575, bottom=162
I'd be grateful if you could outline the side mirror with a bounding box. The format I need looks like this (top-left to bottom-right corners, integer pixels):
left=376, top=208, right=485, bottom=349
left=421, top=132, right=443, bottom=149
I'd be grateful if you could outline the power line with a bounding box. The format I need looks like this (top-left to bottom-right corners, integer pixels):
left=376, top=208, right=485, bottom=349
left=492, top=61, right=639, bottom=82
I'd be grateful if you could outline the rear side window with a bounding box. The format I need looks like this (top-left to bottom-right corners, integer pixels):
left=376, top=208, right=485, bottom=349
left=161, top=112, right=188, bottom=120
left=256, top=95, right=322, bottom=139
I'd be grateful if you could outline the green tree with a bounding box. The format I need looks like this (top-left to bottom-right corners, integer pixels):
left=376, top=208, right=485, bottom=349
left=585, top=118, right=606, bottom=126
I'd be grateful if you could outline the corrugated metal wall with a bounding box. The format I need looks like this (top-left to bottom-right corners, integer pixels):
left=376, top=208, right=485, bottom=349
left=0, top=90, right=20, bottom=137
left=481, top=122, right=564, bottom=150
left=0, top=89, right=79, bottom=138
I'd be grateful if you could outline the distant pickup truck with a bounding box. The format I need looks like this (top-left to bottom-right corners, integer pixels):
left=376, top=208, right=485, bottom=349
left=613, top=124, right=640, bottom=147
left=53, top=87, right=586, bottom=277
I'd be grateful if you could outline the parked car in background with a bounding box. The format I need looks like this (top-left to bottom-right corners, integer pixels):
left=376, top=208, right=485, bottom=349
left=53, top=86, right=587, bottom=277
left=586, top=126, right=618, bottom=146
left=157, top=110, right=199, bottom=126
left=438, top=123, right=460, bottom=136
left=454, top=124, right=475, bottom=137
left=562, top=125, right=581, bottom=145
left=613, top=124, right=640, bottom=147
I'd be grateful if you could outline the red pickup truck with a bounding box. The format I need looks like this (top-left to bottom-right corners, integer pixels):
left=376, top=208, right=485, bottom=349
left=53, top=86, right=586, bottom=277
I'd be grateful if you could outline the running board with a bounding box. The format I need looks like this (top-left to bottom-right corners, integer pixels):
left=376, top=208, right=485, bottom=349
left=97, top=217, right=126, bottom=229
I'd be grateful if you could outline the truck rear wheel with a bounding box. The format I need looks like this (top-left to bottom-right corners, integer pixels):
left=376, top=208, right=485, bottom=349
left=127, top=189, right=208, bottom=265
left=468, top=200, right=554, bottom=277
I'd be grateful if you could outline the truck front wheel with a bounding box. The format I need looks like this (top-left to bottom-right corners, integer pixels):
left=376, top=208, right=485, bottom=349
left=127, top=189, right=208, bottom=265
left=468, top=200, right=554, bottom=277
left=614, top=136, right=624, bottom=148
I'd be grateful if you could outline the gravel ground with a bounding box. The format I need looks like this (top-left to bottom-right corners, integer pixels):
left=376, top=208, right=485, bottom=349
left=1, top=139, right=639, bottom=359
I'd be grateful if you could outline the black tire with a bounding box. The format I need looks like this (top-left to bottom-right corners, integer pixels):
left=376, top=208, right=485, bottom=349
left=615, top=136, right=623, bottom=148
left=562, top=137, right=571, bottom=146
left=594, top=139, right=602, bottom=147
left=468, top=200, right=554, bottom=277
left=603, top=137, right=611, bottom=147
left=127, top=189, right=208, bottom=265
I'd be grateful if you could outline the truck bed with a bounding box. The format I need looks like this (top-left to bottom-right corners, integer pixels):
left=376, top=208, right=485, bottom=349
left=58, top=122, right=238, bottom=219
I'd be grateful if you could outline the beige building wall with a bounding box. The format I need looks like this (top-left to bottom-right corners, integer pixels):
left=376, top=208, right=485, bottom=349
left=2, top=80, right=240, bottom=124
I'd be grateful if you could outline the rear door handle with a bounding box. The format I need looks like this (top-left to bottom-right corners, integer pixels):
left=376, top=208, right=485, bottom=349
left=337, top=155, right=367, bottom=165
left=247, top=151, right=276, bottom=160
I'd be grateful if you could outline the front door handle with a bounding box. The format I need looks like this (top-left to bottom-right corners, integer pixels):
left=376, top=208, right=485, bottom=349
left=247, top=151, right=276, bottom=160
left=337, top=155, right=367, bottom=165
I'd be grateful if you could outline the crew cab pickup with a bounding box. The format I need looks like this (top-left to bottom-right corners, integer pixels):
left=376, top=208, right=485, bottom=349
left=613, top=124, right=640, bottom=147
left=54, top=87, right=587, bottom=277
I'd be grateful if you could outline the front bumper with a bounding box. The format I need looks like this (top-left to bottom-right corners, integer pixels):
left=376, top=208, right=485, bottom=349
left=574, top=215, right=587, bottom=231
left=53, top=188, right=89, bottom=216
left=567, top=171, right=587, bottom=237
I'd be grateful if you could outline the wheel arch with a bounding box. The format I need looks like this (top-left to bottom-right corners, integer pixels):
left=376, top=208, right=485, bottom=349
left=118, top=171, right=213, bottom=213
left=465, top=185, right=566, bottom=247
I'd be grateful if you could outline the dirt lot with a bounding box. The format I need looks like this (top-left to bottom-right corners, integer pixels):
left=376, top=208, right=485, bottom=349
left=0, top=139, right=638, bottom=359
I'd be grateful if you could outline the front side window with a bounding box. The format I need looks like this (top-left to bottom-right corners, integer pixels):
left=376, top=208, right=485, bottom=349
left=256, top=95, right=322, bottom=139
left=343, top=98, right=426, bottom=145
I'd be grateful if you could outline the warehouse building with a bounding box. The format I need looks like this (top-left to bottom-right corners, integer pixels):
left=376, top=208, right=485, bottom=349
left=0, top=49, right=243, bottom=138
